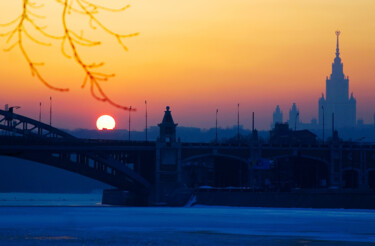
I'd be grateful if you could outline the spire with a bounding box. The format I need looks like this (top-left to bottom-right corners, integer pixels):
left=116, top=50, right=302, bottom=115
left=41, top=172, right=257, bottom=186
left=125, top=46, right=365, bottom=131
left=275, top=105, right=281, bottom=113
left=330, top=30, right=344, bottom=79
left=161, top=106, right=175, bottom=124
left=158, top=106, right=178, bottom=143
left=335, top=30, right=341, bottom=58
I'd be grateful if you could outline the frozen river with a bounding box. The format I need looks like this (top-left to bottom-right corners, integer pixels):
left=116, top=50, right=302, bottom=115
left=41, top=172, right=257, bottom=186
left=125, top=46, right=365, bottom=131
left=0, top=193, right=375, bottom=245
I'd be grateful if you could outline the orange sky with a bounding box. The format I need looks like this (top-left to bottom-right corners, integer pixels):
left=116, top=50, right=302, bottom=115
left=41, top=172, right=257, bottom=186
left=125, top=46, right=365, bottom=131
left=0, top=0, right=374, bottom=131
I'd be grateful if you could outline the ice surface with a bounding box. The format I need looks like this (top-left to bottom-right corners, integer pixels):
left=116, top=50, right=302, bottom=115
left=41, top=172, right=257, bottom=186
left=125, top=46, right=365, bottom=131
left=0, top=193, right=375, bottom=245
left=0, top=192, right=102, bottom=206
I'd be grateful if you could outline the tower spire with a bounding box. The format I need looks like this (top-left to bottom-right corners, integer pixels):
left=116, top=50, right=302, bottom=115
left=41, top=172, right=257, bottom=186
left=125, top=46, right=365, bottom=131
left=335, top=30, right=341, bottom=57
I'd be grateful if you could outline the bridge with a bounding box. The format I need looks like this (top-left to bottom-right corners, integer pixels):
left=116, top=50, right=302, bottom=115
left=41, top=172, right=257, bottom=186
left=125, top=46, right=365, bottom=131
left=1, top=107, right=375, bottom=205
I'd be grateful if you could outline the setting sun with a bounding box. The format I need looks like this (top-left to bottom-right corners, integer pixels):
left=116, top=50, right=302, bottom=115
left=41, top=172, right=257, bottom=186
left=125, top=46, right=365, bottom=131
left=96, top=115, right=116, bottom=130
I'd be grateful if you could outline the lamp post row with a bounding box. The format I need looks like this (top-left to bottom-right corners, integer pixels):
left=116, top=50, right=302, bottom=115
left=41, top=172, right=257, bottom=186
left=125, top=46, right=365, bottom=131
left=23, top=100, right=333, bottom=144
left=29, top=100, right=258, bottom=142
left=126, top=103, right=251, bottom=143
left=37, top=97, right=53, bottom=126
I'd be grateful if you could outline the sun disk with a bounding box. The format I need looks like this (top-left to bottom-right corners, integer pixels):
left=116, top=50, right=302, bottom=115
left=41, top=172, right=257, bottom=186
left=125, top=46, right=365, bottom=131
left=96, top=115, right=116, bottom=130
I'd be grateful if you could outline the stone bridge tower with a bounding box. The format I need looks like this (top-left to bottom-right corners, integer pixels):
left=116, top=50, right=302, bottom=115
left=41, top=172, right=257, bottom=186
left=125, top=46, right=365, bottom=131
left=158, top=106, right=178, bottom=144
left=155, top=106, right=182, bottom=204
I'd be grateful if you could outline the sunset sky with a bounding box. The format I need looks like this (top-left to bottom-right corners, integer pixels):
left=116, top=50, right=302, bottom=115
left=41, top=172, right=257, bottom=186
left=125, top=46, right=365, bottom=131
left=0, top=0, right=374, bottom=131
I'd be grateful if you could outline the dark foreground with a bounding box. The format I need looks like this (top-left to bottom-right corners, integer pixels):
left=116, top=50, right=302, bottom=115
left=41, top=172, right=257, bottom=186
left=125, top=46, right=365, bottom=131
left=0, top=206, right=375, bottom=245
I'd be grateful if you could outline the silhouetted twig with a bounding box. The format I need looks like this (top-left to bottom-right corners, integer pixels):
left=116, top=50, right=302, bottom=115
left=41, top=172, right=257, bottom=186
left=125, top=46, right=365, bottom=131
left=0, top=0, right=138, bottom=111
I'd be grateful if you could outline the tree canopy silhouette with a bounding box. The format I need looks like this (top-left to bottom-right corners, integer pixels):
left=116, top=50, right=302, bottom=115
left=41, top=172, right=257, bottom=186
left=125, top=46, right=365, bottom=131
left=0, top=0, right=137, bottom=111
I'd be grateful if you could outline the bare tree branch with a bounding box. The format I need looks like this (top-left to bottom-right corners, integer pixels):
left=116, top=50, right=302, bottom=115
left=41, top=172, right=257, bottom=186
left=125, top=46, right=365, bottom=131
left=0, top=0, right=138, bottom=111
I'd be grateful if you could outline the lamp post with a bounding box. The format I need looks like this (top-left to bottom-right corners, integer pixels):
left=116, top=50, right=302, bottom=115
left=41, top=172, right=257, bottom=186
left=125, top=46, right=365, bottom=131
left=237, top=103, right=240, bottom=143
left=7, top=106, right=20, bottom=135
left=39, top=102, right=42, bottom=122
left=49, top=97, right=52, bottom=126
left=252, top=112, right=255, bottom=132
left=7, top=106, right=20, bottom=123
left=215, top=109, right=218, bottom=143
left=8, top=106, right=20, bottom=114
left=321, top=105, right=325, bottom=144
left=128, top=106, right=132, bottom=141
left=145, top=100, right=148, bottom=142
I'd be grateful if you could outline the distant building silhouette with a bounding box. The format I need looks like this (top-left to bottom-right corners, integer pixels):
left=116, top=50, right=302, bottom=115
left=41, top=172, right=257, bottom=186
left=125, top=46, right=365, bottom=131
left=271, top=105, right=283, bottom=129
left=288, top=103, right=300, bottom=130
left=270, top=123, right=316, bottom=145
left=319, top=31, right=356, bottom=129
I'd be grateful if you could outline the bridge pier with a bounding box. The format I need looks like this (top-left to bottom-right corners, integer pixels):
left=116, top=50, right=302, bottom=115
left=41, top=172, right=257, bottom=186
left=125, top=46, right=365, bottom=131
left=154, top=142, right=185, bottom=205
left=102, top=189, right=150, bottom=206
left=153, top=106, right=191, bottom=206
left=330, top=147, right=339, bottom=187
left=339, top=148, right=343, bottom=187
left=250, top=144, right=261, bottom=189
left=360, top=150, right=368, bottom=189
left=102, top=189, right=131, bottom=206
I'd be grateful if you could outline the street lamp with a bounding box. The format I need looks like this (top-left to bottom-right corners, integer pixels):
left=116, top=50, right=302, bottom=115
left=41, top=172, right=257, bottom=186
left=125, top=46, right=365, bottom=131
left=5, top=106, right=20, bottom=135
left=128, top=106, right=132, bottom=141
left=145, top=100, right=148, bottom=142
left=321, top=105, right=325, bottom=144
left=50, top=97, right=52, bottom=126
left=252, top=112, right=255, bottom=132
left=215, top=109, right=218, bottom=143
left=6, top=106, right=20, bottom=122
left=39, top=102, right=42, bottom=122
left=237, top=103, right=240, bottom=143
left=8, top=106, right=20, bottom=114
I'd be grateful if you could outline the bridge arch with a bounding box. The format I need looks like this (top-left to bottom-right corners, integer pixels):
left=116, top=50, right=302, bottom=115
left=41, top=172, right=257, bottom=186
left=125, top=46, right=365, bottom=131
left=269, top=154, right=330, bottom=189
left=267, top=154, right=330, bottom=168
left=366, top=168, right=375, bottom=190
left=0, top=110, right=151, bottom=203
left=342, top=168, right=360, bottom=189
left=181, top=153, right=248, bottom=188
left=0, top=149, right=151, bottom=193
left=0, top=155, right=111, bottom=192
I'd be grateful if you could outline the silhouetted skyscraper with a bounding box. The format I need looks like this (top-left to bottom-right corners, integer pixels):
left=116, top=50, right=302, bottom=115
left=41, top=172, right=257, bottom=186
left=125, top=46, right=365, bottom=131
left=319, top=31, right=356, bottom=129
left=288, top=103, right=300, bottom=130
left=271, top=105, right=283, bottom=129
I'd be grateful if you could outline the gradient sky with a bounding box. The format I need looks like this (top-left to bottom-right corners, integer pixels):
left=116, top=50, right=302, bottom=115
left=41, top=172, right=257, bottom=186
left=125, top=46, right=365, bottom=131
left=0, top=0, right=374, bottom=131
